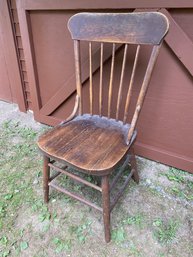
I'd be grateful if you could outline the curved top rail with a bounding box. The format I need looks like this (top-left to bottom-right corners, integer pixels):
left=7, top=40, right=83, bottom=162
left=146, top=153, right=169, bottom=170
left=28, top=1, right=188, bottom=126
left=68, top=12, right=169, bottom=45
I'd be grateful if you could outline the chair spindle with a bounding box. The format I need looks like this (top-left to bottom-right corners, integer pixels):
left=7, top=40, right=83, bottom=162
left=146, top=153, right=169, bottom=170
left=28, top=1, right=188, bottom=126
left=108, top=43, right=116, bottom=118
left=74, top=40, right=82, bottom=115
left=89, top=42, right=93, bottom=114
left=123, top=45, right=141, bottom=124
left=116, top=44, right=128, bottom=120
left=99, top=43, right=104, bottom=116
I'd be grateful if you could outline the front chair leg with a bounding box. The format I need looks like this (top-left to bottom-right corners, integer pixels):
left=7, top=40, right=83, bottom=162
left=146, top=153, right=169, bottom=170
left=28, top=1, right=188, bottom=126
left=43, top=155, right=50, bottom=203
left=130, top=147, right=139, bottom=184
left=101, top=175, right=111, bottom=243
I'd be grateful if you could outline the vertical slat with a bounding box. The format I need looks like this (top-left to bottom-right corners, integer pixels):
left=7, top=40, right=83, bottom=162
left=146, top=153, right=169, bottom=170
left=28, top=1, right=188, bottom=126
left=116, top=44, right=128, bottom=120
left=127, top=45, right=161, bottom=144
left=108, top=43, right=116, bottom=118
left=89, top=42, right=93, bottom=114
left=74, top=40, right=82, bottom=115
left=99, top=43, right=104, bottom=116
left=123, top=45, right=140, bottom=124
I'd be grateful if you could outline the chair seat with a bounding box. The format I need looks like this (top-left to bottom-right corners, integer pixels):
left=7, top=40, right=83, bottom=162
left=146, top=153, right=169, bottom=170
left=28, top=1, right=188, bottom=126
left=38, top=114, right=136, bottom=175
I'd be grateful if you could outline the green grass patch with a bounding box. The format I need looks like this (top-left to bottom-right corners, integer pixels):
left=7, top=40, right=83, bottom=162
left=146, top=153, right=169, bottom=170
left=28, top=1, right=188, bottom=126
left=0, top=121, right=41, bottom=255
left=112, top=227, right=126, bottom=243
left=124, top=213, right=145, bottom=229
left=69, top=220, right=92, bottom=243
left=164, top=167, right=185, bottom=183
left=52, top=237, right=72, bottom=253
left=153, top=218, right=179, bottom=244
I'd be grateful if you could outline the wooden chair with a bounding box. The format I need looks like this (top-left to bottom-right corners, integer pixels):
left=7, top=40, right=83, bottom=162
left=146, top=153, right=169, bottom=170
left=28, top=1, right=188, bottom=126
left=37, top=12, right=169, bottom=243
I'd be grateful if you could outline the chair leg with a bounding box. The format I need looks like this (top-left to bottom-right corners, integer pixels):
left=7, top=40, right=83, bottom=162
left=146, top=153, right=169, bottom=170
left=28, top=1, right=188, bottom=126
left=101, top=175, right=111, bottom=243
left=43, top=155, right=50, bottom=203
left=130, top=147, right=139, bottom=184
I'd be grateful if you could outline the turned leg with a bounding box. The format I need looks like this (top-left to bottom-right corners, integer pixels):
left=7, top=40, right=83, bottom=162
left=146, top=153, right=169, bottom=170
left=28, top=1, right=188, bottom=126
left=43, top=155, right=50, bottom=203
left=130, top=147, right=139, bottom=184
left=101, top=175, right=111, bottom=243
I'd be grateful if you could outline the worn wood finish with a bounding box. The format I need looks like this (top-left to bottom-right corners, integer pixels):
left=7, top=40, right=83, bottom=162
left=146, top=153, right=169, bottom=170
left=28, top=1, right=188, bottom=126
left=102, top=175, right=111, bottom=243
left=74, top=40, right=82, bottom=115
left=68, top=12, right=169, bottom=45
left=49, top=180, right=103, bottom=212
left=116, top=44, right=128, bottom=120
left=43, top=155, right=50, bottom=203
left=123, top=45, right=140, bottom=124
left=89, top=42, right=93, bottom=114
left=130, top=147, right=139, bottom=183
left=110, top=169, right=134, bottom=211
left=38, top=12, right=168, bottom=242
left=99, top=43, right=104, bottom=116
left=108, top=43, right=115, bottom=118
left=38, top=114, right=136, bottom=175
left=48, top=163, right=102, bottom=192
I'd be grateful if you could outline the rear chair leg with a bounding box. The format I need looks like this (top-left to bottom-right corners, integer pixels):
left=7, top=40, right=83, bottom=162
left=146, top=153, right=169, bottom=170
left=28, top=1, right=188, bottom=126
left=130, top=147, right=139, bottom=184
left=102, top=175, right=111, bottom=243
left=43, top=155, right=50, bottom=203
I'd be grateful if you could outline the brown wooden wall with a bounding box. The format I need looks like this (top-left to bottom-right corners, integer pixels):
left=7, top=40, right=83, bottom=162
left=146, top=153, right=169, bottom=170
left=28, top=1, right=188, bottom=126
left=0, top=0, right=27, bottom=111
left=1, top=0, right=193, bottom=173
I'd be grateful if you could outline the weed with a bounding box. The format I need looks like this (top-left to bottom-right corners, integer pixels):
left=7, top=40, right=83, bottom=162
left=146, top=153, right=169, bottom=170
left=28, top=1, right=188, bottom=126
left=0, top=236, right=8, bottom=246
left=128, top=241, right=141, bottom=257
left=52, top=237, right=71, bottom=253
left=153, top=218, right=179, bottom=244
left=170, top=186, right=193, bottom=201
left=163, top=167, right=185, bottom=183
left=187, top=180, right=193, bottom=190
left=69, top=220, right=92, bottom=243
left=112, top=227, right=125, bottom=243
left=0, top=250, right=10, bottom=257
left=20, top=241, right=29, bottom=251
left=124, top=213, right=145, bottom=229
left=170, top=187, right=184, bottom=198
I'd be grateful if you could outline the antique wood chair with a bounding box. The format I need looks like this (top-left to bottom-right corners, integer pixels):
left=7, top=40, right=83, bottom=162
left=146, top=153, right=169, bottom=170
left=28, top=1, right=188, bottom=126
left=37, top=12, right=169, bottom=242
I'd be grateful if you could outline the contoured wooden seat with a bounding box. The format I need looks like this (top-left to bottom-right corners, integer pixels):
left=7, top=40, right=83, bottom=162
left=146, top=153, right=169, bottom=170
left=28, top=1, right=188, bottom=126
left=37, top=12, right=169, bottom=243
left=38, top=114, right=136, bottom=174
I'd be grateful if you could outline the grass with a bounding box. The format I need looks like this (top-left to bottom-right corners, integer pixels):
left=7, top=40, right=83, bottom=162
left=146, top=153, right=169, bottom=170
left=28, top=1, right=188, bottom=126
left=52, top=237, right=72, bottom=253
left=164, top=167, right=185, bottom=183
left=69, top=219, right=92, bottom=243
left=124, top=213, right=145, bottom=228
left=160, top=166, right=193, bottom=202
left=153, top=218, right=179, bottom=244
left=0, top=121, right=41, bottom=256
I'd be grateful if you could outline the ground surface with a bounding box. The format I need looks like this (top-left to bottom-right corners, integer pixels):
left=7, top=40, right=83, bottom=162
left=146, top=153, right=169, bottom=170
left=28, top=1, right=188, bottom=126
left=0, top=101, right=192, bottom=257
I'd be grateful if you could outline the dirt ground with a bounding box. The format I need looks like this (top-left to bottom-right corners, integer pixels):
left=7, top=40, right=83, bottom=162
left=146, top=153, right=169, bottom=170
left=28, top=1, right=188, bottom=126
left=0, top=101, right=192, bottom=257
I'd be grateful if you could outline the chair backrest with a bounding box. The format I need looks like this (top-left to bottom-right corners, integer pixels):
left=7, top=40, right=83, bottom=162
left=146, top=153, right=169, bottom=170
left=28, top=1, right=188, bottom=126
left=68, top=12, right=169, bottom=144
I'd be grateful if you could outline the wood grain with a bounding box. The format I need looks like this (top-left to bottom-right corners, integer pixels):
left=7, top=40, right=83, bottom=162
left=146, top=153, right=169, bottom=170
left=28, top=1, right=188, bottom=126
left=38, top=114, right=136, bottom=175
left=68, top=12, right=169, bottom=45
